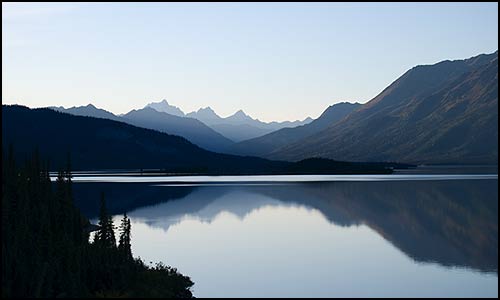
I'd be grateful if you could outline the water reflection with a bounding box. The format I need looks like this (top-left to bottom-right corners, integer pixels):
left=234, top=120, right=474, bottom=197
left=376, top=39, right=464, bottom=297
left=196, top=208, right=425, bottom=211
left=73, top=179, right=498, bottom=297
left=74, top=179, right=498, bottom=273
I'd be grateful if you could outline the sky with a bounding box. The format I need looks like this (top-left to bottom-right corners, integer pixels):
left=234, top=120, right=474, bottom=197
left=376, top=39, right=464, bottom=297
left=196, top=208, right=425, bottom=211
left=2, top=2, right=498, bottom=122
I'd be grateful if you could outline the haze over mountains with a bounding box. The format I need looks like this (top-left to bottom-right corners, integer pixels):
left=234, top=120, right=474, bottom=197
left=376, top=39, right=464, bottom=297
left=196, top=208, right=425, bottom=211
left=122, top=107, right=234, bottom=152
left=50, top=104, right=232, bottom=152
left=146, top=99, right=185, bottom=117
left=147, top=99, right=314, bottom=141
left=3, top=105, right=283, bottom=172
left=229, top=102, right=362, bottom=157
left=184, top=102, right=313, bottom=142
left=2, top=105, right=398, bottom=174
left=14, top=51, right=500, bottom=166
left=51, top=101, right=313, bottom=150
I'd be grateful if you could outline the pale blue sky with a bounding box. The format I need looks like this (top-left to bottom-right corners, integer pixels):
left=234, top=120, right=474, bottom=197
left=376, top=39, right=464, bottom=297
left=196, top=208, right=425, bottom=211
left=2, top=2, right=498, bottom=121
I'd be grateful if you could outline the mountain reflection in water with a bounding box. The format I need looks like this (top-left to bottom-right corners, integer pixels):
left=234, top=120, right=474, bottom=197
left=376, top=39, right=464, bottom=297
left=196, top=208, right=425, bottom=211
left=73, top=179, right=498, bottom=274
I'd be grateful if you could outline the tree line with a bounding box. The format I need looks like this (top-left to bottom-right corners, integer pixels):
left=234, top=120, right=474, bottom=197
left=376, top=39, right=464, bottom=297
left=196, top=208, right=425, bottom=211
left=1, top=145, right=194, bottom=298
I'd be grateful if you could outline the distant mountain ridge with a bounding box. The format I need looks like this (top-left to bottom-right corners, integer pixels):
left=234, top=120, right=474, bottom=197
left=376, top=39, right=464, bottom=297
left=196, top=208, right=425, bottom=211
left=91, top=99, right=314, bottom=143
left=2, top=105, right=398, bottom=174
left=50, top=104, right=122, bottom=121
left=122, top=107, right=234, bottom=152
left=228, top=102, right=361, bottom=157
left=51, top=101, right=314, bottom=149
left=51, top=104, right=233, bottom=152
left=143, top=99, right=312, bottom=130
left=36, top=51, right=498, bottom=164
left=146, top=99, right=185, bottom=117
left=270, top=51, right=499, bottom=164
left=3, top=105, right=283, bottom=172
left=185, top=107, right=220, bottom=124
left=185, top=106, right=313, bottom=142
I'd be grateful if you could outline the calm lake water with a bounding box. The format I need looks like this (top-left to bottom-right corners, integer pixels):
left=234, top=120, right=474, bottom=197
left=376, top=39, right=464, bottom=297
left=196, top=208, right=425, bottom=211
left=68, top=169, right=498, bottom=298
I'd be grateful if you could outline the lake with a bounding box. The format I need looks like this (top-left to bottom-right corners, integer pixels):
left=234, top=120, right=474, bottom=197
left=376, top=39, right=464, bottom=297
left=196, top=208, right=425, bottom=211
left=67, top=168, right=498, bottom=298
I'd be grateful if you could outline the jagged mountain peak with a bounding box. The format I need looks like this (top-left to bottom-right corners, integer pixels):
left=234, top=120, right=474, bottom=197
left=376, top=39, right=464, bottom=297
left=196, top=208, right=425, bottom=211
left=229, top=109, right=253, bottom=120
left=146, top=99, right=185, bottom=117
left=196, top=106, right=219, bottom=117
left=198, top=106, right=215, bottom=112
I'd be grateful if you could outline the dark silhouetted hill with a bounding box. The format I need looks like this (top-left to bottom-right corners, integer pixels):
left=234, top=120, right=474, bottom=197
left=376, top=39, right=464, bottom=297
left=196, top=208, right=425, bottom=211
left=51, top=104, right=122, bottom=121
left=2, top=105, right=399, bottom=174
left=270, top=51, right=498, bottom=164
left=3, top=105, right=281, bottom=172
left=52, top=105, right=234, bottom=152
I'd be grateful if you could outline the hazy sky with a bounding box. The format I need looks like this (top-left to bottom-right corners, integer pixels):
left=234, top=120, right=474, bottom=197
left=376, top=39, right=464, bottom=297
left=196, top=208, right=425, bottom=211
left=2, top=2, right=498, bottom=122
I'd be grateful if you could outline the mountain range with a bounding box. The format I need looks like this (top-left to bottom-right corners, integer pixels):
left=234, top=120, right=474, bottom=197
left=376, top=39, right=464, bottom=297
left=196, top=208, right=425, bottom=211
left=121, top=107, right=234, bottom=152
left=149, top=99, right=314, bottom=141
left=1, top=105, right=285, bottom=172
left=146, top=99, right=185, bottom=117
left=185, top=103, right=313, bottom=142
left=50, top=104, right=234, bottom=152
left=16, top=51, right=500, bottom=165
left=2, top=105, right=399, bottom=174
left=228, top=102, right=361, bottom=157
left=266, top=51, right=498, bottom=164
left=50, top=101, right=313, bottom=150
left=50, top=104, right=122, bottom=121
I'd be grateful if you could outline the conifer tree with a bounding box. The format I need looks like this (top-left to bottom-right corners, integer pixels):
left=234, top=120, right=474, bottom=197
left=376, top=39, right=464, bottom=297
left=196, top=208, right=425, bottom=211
left=118, top=213, right=132, bottom=261
left=2, top=148, right=194, bottom=297
left=95, top=192, right=116, bottom=249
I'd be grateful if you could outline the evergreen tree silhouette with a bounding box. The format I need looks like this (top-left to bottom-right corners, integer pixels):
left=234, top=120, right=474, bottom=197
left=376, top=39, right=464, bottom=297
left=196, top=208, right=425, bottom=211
left=118, top=213, right=132, bottom=261
left=2, top=147, right=194, bottom=297
left=95, top=192, right=116, bottom=249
